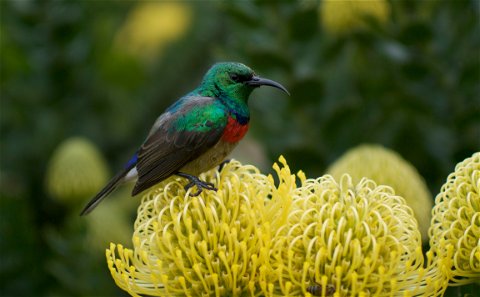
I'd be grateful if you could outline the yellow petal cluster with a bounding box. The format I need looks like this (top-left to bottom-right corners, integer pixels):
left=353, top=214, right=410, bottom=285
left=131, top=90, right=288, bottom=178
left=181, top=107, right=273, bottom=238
left=46, top=137, right=109, bottom=205
left=320, top=0, right=390, bottom=34
left=429, top=152, right=480, bottom=285
left=327, top=144, right=433, bottom=243
left=106, top=157, right=455, bottom=296
left=115, top=2, right=192, bottom=60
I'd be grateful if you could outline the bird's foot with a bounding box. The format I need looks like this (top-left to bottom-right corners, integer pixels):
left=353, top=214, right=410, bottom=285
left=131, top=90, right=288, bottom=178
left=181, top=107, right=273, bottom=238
left=218, top=159, right=232, bottom=172
left=176, top=172, right=217, bottom=196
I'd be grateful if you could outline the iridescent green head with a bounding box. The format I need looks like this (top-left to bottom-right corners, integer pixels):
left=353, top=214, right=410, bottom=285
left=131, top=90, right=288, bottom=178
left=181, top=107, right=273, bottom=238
left=197, top=62, right=289, bottom=100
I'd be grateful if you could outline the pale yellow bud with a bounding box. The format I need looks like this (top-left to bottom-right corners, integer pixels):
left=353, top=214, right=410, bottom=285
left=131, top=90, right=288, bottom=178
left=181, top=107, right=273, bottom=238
left=46, top=137, right=109, bottom=206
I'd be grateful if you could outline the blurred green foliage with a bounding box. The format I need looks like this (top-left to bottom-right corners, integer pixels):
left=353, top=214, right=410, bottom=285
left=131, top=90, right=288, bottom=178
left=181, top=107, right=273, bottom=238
left=0, top=0, right=478, bottom=296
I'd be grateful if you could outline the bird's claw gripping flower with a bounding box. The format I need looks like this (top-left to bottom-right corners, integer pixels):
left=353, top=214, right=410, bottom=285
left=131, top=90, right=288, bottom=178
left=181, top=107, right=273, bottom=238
left=176, top=172, right=217, bottom=196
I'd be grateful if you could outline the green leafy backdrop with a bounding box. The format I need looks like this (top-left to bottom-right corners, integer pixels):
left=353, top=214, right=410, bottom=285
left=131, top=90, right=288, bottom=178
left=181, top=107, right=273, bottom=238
left=1, top=0, right=478, bottom=296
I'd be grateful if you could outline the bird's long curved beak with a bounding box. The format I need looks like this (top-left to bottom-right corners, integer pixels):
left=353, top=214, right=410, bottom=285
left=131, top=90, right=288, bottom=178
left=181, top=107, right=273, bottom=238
left=246, top=76, right=290, bottom=95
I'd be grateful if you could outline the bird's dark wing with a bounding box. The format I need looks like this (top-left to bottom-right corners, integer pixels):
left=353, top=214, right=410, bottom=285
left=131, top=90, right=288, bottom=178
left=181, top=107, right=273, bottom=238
left=132, top=96, right=227, bottom=195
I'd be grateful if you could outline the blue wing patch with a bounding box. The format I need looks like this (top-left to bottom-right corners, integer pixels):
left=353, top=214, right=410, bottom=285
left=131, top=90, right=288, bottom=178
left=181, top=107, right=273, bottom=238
left=125, top=153, right=138, bottom=169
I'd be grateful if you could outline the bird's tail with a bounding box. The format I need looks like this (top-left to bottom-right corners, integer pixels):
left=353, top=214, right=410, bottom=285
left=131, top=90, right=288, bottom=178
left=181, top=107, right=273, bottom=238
left=79, top=165, right=133, bottom=216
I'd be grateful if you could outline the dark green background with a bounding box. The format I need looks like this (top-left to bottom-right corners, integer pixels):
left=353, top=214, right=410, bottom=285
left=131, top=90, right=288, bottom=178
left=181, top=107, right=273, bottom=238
left=1, top=0, right=479, bottom=296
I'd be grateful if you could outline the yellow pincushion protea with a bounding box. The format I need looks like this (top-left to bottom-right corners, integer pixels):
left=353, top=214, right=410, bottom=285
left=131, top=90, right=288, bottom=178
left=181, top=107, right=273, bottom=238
left=429, top=152, right=480, bottom=285
left=106, top=159, right=297, bottom=296
left=320, top=0, right=390, bottom=34
left=115, top=2, right=192, bottom=60
left=46, top=137, right=109, bottom=205
left=327, top=144, right=433, bottom=243
left=266, top=174, right=448, bottom=297
left=106, top=157, right=450, bottom=296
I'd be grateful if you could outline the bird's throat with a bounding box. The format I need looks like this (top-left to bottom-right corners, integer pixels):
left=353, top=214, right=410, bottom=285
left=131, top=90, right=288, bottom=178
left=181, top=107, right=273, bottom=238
left=221, top=116, right=249, bottom=143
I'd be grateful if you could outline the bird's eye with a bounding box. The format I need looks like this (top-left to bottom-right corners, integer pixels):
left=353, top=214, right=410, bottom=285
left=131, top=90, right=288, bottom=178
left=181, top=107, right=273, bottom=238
left=230, top=73, right=253, bottom=83
left=230, top=73, right=241, bottom=82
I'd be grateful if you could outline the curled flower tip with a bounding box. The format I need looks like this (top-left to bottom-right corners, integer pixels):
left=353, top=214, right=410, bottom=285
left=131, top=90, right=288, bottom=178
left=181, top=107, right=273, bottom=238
left=327, top=144, right=433, bottom=243
left=266, top=174, right=448, bottom=296
left=429, top=152, right=480, bottom=285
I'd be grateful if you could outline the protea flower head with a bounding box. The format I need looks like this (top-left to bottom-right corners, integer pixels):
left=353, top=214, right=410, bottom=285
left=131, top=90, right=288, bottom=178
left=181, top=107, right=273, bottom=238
left=327, top=144, right=433, bottom=243
left=429, top=152, right=480, bottom=285
left=46, top=137, right=109, bottom=205
left=320, top=0, right=390, bottom=34
left=266, top=174, right=448, bottom=297
left=106, top=157, right=452, bottom=296
left=106, top=158, right=301, bottom=296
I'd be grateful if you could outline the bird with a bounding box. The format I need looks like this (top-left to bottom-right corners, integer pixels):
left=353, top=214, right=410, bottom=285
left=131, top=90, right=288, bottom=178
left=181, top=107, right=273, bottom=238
left=80, top=62, right=289, bottom=215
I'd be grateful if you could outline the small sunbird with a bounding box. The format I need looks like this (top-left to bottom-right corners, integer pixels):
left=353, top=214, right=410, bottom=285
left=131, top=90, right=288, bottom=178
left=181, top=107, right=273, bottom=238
left=81, top=62, right=289, bottom=215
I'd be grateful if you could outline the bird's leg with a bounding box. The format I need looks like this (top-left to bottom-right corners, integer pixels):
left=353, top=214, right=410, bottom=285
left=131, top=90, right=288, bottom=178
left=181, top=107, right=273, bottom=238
left=176, top=172, right=217, bottom=196
left=218, top=159, right=232, bottom=172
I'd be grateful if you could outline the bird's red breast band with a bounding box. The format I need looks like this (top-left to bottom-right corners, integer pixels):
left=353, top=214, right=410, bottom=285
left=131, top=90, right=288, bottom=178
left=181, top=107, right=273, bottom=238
left=221, top=116, right=249, bottom=143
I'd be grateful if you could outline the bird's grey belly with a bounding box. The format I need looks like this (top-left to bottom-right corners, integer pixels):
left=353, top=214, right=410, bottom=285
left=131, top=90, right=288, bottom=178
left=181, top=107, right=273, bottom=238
left=180, top=140, right=238, bottom=176
left=124, top=141, right=238, bottom=184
